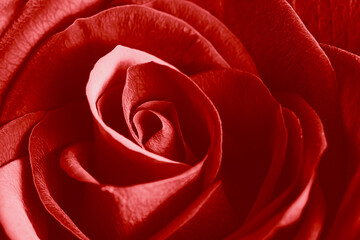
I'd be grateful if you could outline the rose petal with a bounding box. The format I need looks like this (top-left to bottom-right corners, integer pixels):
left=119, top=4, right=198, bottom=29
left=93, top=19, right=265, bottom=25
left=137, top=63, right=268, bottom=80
left=272, top=108, right=303, bottom=198
left=207, top=1, right=352, bottom=235
left=59, top=142, right=99, bottom=185
left=189, top=4, right=346, bottom=216
left=191, top=68, right=324, bottom=237
left=321, top=44, right=360, bottom=239
left=193, top=88, right=325, bottom=238
left=191, top=69, right=286, bottom=222
left=274, top=179, right=326, bottom=240
left=57, top=137, right=208, bottom=239
left=149, top=181, right=242, bottom=240
left=0, top=111, right=44, bottom=167
left=231, top=93, right=326, bottom=238
left=96, top=84, right=130, bottom=138
left=87, top=45, right=222, bottom=186
left=227, top=177, right=314, bottom=240
left=190, top=0, right=337, bottom=119
left=30, top=100, right=195, bottom=239
left=123, top=62, right=222, bottom=168
left=131, top=101, right=188, bottom=163
left=29, top=101, right=93, bottom=239
left=294, top=180, right=326, bottom=239
left=321, top=44, right=360, bottom=181
left=0, top=156, right=78, bottom=240
left=0, top=0, right=26, bottom=35
left=0, top=5, right=228, bottom=124
left=82, top=160, right=205, bottom=239
left=287, top=0, right=360, bottom=56
left=225, top=0, right=344, bottom=139
left=0, top=158, right=40, bottom=240
left=0, top=0, right=110, bottom=98
left=144, top=0, right=258, bottom=75
left=86, top=45, right=188, bottom=185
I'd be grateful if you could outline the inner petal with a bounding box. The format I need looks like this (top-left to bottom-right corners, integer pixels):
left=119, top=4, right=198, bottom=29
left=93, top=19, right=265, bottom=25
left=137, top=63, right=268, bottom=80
left=87, top=46, right=221, bottom=186
left=133, top=110, right=163, bottom=145
left=132, top=107, right=185, bottom=163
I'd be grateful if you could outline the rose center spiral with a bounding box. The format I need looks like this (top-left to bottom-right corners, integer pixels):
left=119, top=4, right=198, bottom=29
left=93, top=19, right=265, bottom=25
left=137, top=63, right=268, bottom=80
left=130, top=101, right=187, bottom=163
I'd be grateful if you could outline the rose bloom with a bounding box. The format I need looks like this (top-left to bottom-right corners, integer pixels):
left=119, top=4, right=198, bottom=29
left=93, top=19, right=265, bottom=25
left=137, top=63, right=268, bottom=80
left=0, top=0, right=359, bottom=239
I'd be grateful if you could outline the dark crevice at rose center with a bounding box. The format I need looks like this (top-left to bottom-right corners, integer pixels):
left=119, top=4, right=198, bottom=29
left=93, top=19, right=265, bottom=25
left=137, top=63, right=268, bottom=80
left=97, top=84, right=195, bottom=165
left=132, top=109, right=163, bottom=144
left=130, top=100, right=188, bottom=163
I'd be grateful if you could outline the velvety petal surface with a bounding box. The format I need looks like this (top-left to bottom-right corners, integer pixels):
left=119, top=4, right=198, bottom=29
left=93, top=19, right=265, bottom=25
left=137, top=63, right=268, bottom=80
left=191, top=69, right=287, bottom=224
left=29, top=102, right=93, bottom=239
left=123, top=62, right=222, bottom=184
left=27, top=95, right=219, bottom=239
left=0, top=0, right=110, bottom=99
left=149, top=181, right=241, bottom=240
left=191, top=69, right=326, bottom=238
left=236, top=93, right=327, bottom=239
left=0, top=158, right=41, bottom=240
left=0, top=4, right=228, bottom=125
left=321, top=44, right=360, bottom=240
left=189, top=0, right=347, bottom=232
left=288, top=0, right=360, bottom=56
left=0, top=0, right=27, bottom=35
left=87, top=45, right=222, bottom=186
left=0, top=111, right=44, bottom=167
left=144, top=0, right=258, bottom=75
left=0, top=156, right=78, bottom=240
left=273, top=180, right=326, bottom=240
left=59, top=140, right=208, bottom=239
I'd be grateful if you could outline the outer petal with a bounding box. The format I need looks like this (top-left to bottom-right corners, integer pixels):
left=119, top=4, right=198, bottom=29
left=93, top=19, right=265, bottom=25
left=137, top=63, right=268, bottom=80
left=0, top=5, right=228, bottom=125
left=0, top=157, right=76, bottom=240
left=144, top=0, right=258, bottom=75
left=0, top=0, right=110, bottom=98
left=60, top=141, right=207, bottom=239
left=287, top=0, right=360, bottom=56
left=273, top=180, right=326, bottom=240
left=0, top=158, right=40, bottom=240
left=191, top=69, right=287, bottom=223
left=151, top=69, right=326, bottom=239
left=149, top=181, right=242, bottom=240
left=0, top=0, right=27, bottom=35
left=0, top=111, right=44, bottom=167
left=29, top=102, right=93, bottom=239
left=321, top=44, right=360, bottom=240
left=189, top=0, right=347, bottom=232
left=27, top=99, right=219, bottom=239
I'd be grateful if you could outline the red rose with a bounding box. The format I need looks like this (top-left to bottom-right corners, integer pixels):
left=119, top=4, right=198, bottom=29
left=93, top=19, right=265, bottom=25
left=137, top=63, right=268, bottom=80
left=0, top=0, right=359, bottom=239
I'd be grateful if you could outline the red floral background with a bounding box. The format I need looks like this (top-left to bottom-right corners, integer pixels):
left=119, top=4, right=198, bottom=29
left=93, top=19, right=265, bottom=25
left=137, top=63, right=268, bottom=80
left=0, top=0, right=359, bottom=239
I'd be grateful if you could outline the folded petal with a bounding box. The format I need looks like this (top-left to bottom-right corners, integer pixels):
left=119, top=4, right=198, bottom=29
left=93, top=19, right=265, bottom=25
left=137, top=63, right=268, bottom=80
left=0, top=0, right=26, bottom=35
left=149, top=181, right=242, bottom=239
left=0, top=0, right=110, bottom=98
left=82, top=160, right=205, bottom=239
left=266, top=179, right=326, bottom=240
left=192, top=69, right=286, bottom=223
left=0, top=5, right=228, bottom=124
left=287, top=0, right=360, bottom=56
left=87, top=45, right=222, bottom=186
left=232, top=93, right=325, bottom=238
left=0, top=156, right=78, bottom=240
left=0, top=111, right=44, bottom=167
left=29, top=101, right=93, bottom=239
left=29, top=102, right=217, bottom=239
left=0, top=158, right=41, bottom=240
left=321, top=44, right=360, bottom=240
left=144, top=0, right=258, bottom=75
